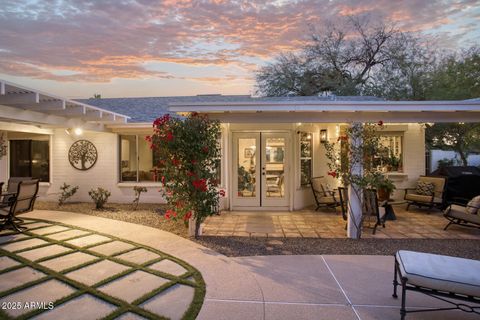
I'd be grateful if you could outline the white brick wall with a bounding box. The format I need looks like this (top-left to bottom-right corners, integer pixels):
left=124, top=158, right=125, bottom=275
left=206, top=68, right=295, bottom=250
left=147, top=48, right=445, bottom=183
left=38, top=129, right=166, bottom=204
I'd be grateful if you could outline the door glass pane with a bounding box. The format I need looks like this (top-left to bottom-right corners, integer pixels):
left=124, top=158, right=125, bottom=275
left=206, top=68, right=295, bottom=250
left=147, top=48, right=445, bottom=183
left=31, top=140, right=49, bottom=182
left=265, top=137, right=285, bottom=198
left=10, top=140, right=31, bottom=178
left=237, top=138, right=256, bottom=197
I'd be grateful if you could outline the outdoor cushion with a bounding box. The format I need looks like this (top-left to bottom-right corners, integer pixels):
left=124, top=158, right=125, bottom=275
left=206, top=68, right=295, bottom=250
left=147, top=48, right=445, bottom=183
left=405, top=194, right=441, bottom=204
left=466, top=195, right=480, bottom=214
left=415, top=181, right=435, bottom=196
left=447, top=205, right=480, bottom=224
left=396, top=250, right=480, bottom=297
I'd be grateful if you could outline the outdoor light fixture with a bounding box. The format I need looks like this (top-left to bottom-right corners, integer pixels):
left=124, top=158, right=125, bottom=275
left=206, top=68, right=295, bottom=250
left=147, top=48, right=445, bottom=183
left=320, top=129, right=328, bottom=143
left=74, top=128, right=83, bottom=136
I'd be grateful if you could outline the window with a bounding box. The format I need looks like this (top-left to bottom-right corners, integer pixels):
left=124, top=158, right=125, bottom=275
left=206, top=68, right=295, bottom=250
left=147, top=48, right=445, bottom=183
left=375, top=135, right=403, bottom=172
left=10, top=140, right=49, bottom=182
left=299, top=132, right=313, bottom=186
left=120, top=135, right=162, bottom=182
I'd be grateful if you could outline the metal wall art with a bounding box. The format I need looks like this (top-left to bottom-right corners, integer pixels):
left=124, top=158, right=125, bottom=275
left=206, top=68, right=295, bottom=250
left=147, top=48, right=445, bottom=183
left=68, top=140, right=98, bottom=170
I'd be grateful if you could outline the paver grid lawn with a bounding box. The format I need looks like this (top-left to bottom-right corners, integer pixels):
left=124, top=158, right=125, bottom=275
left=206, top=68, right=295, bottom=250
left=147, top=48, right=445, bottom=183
left=0, top=218, right=205, bottom=320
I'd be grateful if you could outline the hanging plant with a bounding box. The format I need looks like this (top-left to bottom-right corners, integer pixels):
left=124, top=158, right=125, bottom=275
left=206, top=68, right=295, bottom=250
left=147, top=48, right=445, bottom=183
left=0, top=133, right=7, bottom=160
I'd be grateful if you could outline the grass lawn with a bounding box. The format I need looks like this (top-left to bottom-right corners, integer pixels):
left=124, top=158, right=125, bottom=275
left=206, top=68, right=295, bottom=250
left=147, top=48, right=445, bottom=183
left=35, top=202, right=189, bottom=238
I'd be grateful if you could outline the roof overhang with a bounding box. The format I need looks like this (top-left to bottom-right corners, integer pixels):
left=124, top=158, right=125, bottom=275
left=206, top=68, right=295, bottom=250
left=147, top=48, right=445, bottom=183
left=168, top=100, right=480, bottom=123
left=0, top=79, right=130, bottom=132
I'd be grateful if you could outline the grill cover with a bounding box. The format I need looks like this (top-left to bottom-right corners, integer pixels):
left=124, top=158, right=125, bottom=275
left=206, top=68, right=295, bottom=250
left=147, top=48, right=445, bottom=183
left=431, top=166, right=480, bottom=205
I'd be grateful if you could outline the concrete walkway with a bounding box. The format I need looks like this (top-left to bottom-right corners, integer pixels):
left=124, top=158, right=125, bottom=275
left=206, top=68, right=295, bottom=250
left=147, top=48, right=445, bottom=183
left=14, top=210, right=479, bottom=320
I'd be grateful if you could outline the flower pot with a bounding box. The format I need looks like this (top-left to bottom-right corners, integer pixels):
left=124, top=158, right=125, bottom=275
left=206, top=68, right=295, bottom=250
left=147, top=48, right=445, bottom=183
left=377, top=188, right=390, bottom=201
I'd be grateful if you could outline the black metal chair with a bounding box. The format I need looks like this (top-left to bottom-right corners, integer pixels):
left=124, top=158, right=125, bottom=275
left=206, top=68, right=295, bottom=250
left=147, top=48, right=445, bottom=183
left=310, top=176, right=339, bottom=211
left=0, top=179, right=39, bottom=233
left=363, top=188, right=386, bottom=235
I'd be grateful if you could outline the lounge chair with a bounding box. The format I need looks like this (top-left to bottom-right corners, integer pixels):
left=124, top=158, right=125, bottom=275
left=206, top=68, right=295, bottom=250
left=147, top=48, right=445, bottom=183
left=443, top=196, right=480, bottom=230
left=393, top=250, right=480, bottom=319
left=310, top=176, right=339, bottom=211
left=0, top=179, right=39, bottom=232
left=404, top=176, right=446, bottom=212
left=267, top=174, right=284, bottom=197
left=362, top=188, right=386, bottom=235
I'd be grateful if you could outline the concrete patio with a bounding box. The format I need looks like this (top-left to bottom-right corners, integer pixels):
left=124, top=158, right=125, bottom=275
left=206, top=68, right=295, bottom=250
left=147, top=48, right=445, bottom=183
left=0, top=210, right=478, bottom=319
left=202, top=205, right=480, bottom=239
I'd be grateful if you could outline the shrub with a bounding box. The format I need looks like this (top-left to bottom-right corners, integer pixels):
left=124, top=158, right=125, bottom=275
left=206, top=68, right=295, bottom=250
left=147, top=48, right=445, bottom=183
left=147, top=113, right=221, bottom=237
left=132, top=186, right=148, bottom=210
left=88, top=187, right=111, bottom=209
left=58, top=183, right=79, bottom=206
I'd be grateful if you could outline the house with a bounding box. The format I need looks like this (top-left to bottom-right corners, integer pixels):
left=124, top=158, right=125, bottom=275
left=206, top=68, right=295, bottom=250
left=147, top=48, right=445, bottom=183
left=1, top=79, right=480, bottom=212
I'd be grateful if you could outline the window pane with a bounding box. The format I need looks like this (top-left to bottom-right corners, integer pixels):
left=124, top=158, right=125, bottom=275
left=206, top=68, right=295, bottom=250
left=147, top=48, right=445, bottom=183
left=237, top=138, right=256, bottom=197
left=377, top=135, right=403, bottom=172
left=266, top=138, right=285, bottom=198
left=120, top=135, right=137, bottom=182
left=299, top=132, right=313, bottom=186
left=10, top=140, right=31, bottom=178
left=31, top=140, right=49, bottom=182
left=138, top=135, right=155, bottom=182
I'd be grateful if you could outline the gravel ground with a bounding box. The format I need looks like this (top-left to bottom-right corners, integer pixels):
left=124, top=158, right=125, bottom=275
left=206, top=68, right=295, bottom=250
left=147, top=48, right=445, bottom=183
left=34, top=202, right=480, bottom=259
left=196, top=236, right=480, bottom=259
left=35, top=201, right=189, bottom=237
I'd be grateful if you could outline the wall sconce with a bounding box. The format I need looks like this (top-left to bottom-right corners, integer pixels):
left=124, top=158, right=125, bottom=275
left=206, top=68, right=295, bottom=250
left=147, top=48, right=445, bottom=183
left=320, top=129, right=328, bottom=143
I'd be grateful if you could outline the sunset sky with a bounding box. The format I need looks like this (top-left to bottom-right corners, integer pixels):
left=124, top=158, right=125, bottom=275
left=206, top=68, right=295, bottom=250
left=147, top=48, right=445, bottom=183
left=0, top=0, right=479, bottom=98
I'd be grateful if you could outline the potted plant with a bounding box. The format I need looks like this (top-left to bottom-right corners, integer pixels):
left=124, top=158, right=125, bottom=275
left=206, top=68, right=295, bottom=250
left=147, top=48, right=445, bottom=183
left=369, top=172, right=396, bottom=201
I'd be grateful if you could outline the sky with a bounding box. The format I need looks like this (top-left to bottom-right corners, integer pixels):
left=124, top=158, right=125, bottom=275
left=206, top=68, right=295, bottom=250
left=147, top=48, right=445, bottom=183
left=0, top=0, right=479, bottom=98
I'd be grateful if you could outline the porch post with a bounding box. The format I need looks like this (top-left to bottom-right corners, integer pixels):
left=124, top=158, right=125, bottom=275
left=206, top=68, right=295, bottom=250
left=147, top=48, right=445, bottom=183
left=347, top=122, right=363, bottom=239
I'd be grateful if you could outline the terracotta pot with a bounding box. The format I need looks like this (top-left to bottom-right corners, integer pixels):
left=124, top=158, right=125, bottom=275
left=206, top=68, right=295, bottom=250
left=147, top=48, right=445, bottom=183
left=377, top=188, right=390, bottom=201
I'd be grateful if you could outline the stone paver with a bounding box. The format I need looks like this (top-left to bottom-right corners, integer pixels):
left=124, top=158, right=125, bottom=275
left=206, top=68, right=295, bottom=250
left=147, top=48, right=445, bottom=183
left=99, top=270, right=169, bottom=303
left=0, top=267, right=45, bottom=292
left=0, top=256, right=20, bottom=270
left=0, top=233, right=30, bottom=244
left=66, top=260, right=130, bottom=285
left=18, top=244, right=72, bottom=261
left=45, top=229, right=90, bottom=241
left=23, top=222, right=52, bottom=229
left=39, top=252, right=98, bottom=272
left=141, top=284, right=194, bottom=320
left=115, top=248, right=160, bottom=265
left=115, top=312, right=149, bottom=320
left=33, top=294, right=116, bottom=320
left=148, top=259, right=187, bottom=276
left=29, top=225, right=70, bottom=235
left=89, top=240, right=136, bottom=256
left=1, top=238, right=48, bottom=251
left=203, top=205, right=480, bottom=239
left=0, top=280, right=75, bottom=317
left=65, top=234, right=111, bottom=247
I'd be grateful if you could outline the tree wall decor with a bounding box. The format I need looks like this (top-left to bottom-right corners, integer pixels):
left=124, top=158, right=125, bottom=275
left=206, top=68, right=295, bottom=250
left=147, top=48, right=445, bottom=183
left=68, top=140, right=98, bottom=170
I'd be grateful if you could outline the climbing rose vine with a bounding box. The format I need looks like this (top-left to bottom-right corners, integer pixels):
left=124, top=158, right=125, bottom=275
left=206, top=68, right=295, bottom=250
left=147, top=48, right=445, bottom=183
left=148, top=113, right=221, bottom=237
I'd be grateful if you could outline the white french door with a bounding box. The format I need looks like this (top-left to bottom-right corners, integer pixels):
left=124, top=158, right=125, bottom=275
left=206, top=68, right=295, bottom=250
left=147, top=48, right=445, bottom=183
left=232, top=132, right=289, bottom=209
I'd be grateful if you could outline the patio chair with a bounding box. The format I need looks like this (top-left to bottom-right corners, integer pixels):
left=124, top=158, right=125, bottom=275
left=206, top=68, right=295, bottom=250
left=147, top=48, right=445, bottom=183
left=443, top=196, right=480, bottom=230
left=0, top=179, right=39, bottom=232
left=404, top=176, right=446, bottom=212
left=2, top=177, right=33, bottom=205
left=310, top=176, right=339, bottom=211
left=362, top=188, right=386, bottom=235
left=267, top=174, right=284, bottom=197
left=393, top=250, right=480, bottom=320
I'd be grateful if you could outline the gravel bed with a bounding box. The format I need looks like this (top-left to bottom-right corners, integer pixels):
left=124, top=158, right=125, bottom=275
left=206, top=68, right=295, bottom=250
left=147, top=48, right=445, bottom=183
left=35, top=201, right=189, bottom=237
left=196, top=236, right=480, bottom=259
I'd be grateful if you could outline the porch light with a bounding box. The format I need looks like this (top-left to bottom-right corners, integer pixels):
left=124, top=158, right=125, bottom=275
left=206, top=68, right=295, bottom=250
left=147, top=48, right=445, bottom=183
left=320, top=129, right=328, bottom=143
left=74, top=127, right=83, bottom=136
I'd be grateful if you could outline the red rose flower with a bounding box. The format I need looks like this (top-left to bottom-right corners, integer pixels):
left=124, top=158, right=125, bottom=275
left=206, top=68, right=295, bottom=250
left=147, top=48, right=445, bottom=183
left=165, top=209, right=177, bottom=219
left=219, top=189, right=226, bottom=197
left=327, top=171, right=337, bottom=178
left=378, top=120, right=384, bottom=126
left=192, top=178, right=208, bottom=191
left=165, top=131, right=174, bottom=141
left=184, top=211, right=192, bottom=221
left=202, top=146, right=209, bottom=153
left=187, top=171, right=196, bottom=177
left=191, top=159, right=197, bottom=165
left=172, top=158, right=181, bottom=167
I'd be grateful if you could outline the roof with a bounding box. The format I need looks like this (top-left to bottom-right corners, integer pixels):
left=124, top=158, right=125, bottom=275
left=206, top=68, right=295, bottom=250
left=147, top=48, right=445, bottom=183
left=76, top=95, right=383, bottom=123
left=0, top=79, right=130, bottom=132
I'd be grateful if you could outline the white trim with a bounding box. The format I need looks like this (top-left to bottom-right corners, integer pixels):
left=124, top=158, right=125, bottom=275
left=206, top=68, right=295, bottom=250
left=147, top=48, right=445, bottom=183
left=117, top=182, right=162, bottom=188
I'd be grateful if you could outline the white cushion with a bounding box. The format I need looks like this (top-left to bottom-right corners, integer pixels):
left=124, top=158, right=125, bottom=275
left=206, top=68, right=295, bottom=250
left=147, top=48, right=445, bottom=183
left=396, top=250, right=480, bottom=297
left=466, top=195, right=480, bottom=214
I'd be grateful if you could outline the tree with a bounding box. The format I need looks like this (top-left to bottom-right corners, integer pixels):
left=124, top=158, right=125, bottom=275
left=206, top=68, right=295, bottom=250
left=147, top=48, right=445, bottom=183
left=255, top=16, right=403, bottom=96
left=148, top=113, right=222, bottom=237
left=425, top=123, right=480, bottom=166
